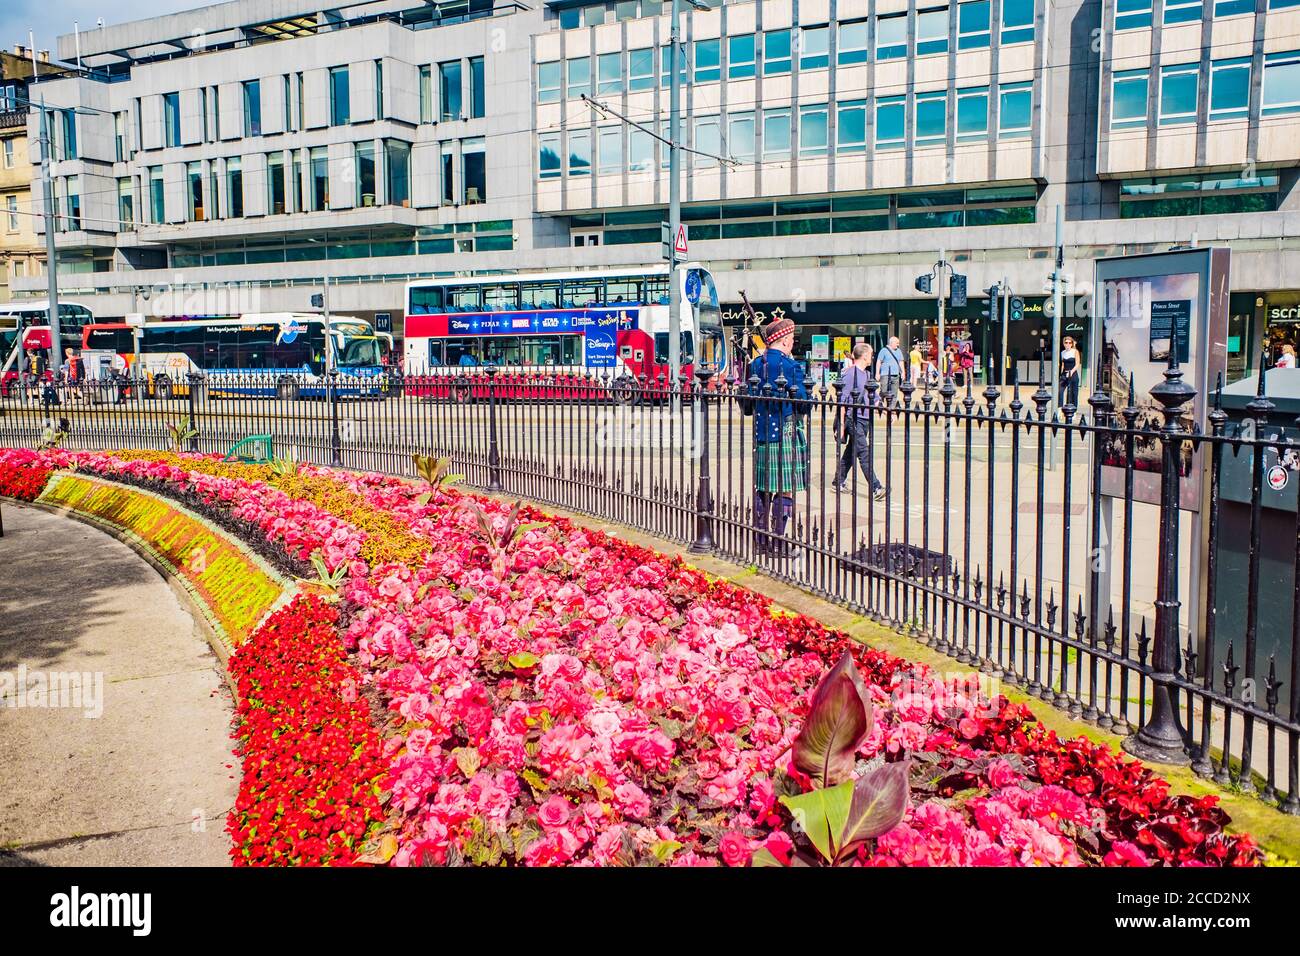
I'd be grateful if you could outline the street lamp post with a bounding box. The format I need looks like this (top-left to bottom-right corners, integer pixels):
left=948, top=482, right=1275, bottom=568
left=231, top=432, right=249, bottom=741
left=668, top=0, right=683, bottom=390
left=39, top=96, right=63, bottom=375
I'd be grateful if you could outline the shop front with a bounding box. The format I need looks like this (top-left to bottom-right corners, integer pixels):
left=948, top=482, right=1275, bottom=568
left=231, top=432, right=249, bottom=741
left=720, top=300, right=890, bottom=386
left=1261, top=292, right=1300, bottom=375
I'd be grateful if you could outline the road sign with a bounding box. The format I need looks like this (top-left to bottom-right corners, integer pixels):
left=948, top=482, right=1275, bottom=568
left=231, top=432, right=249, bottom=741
left=674, top=223, right=689, bottom=260
left=663, top=222, right=689, bottom=262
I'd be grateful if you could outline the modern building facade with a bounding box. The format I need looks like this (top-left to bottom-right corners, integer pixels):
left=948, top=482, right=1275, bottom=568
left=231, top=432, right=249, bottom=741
left=14, top=0, right=1300, bottom=383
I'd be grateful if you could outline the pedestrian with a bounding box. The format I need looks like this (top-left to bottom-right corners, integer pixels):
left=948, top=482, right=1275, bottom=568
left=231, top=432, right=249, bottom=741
left=1059, top=335, right=1081, bottom=406
left=876, top=335, right=906, bottom=404
left=832, top=343, right=886, bottom=500
left=1276, top=343, right=1296, bottom=369
left=909, top=340, right=923, bottom=386
left=748, top=317, right=809, bottom=557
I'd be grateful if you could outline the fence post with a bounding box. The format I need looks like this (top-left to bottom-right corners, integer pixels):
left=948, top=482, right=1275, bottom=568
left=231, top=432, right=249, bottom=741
left=485, top=364, right=503, bottom=492
left=1125, top=355, right=1195, bottom=765
left=689, top=368, right=716, bottom=554
left=186, top=372, right=199, bottom=453
left=328, top=369, right=342, bottom=468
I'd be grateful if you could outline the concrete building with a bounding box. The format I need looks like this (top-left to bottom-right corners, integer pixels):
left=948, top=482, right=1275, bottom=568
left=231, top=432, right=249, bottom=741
left=13, top=0, right=1300, bottom=383
left=0, top=48, right=66, bottom=301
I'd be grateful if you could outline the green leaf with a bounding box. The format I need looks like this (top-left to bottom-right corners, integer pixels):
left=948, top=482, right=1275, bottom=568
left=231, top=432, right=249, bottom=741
left=508, top=651, right=539, bottom=670
left=750, top=847, right=786, bottom=867
left=650, top=839, right=682, bottom=862
left=835, top=761, right=910, bottom=863
left=453, top=747, right=482, bottom=778
left=779, top=778, right=854, bottom=864
left=792, top=651, right=874, bottom=789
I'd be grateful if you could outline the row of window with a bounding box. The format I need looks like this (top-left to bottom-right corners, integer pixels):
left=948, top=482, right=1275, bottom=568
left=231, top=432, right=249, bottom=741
left=145, top=57, right=487, bottom=155
left=410, top=276, right=672, bottom=313
left=537, top=1, right=1035, bottom=103
left=1111, top=51, right=1300, bottom=129
left=1118, top=172, right=1280, bottom=217
left=168, top=226, right=515, bottom=268
left=1115, top=0, right=1299, bottom=30
left=112, top=139, right=486, bottom=229
left=539, top=84, right=1032, bottom=177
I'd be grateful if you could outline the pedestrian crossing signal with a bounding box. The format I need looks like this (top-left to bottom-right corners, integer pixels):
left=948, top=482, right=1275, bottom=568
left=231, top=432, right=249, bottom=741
left=949, top=273, right=967, bottom=308
left=915, top=273, right=933, bottom=294
left=1009, top=296, right=1025, bottom=322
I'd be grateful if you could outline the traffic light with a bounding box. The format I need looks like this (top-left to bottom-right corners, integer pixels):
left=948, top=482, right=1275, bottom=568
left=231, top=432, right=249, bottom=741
left=1009, top=296, right=1025, bottom=322
left=949, top=273, right=967, bottom=308
left=980, top=284, right=1001, bottom=321
left=915, top=273, right=933, bottom=294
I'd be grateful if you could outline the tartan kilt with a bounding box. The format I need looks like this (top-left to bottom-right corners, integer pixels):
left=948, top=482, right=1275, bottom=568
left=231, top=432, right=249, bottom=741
left=754, top=419, right=809, bottom=493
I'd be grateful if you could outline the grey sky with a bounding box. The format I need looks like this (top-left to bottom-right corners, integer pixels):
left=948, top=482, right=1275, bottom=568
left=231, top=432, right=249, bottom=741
left=1, top=0, right=200, bottom=63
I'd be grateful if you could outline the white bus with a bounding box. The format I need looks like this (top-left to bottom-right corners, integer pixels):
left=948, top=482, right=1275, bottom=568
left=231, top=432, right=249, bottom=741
left=0, top=300, right=96, bottom=389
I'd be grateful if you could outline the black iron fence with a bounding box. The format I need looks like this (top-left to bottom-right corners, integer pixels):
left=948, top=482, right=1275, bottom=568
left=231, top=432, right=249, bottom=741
left=2, top=361, right=1298, bottom=814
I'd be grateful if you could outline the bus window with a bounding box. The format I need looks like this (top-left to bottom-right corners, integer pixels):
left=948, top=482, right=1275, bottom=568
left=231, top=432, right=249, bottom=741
left=605, top=277, right=642, bottom=304
left=519, top=335, right=580, bottom=366
left=654, top=331, right=694, bottom=365
left=85, top=327, right=135, bottom=354
left=410, top=286, right=444, bottom=314
left=445, top=337, right=481, bottom=366
left=427, top=339, right=444, bottom=366
left=448, top=286, right=483, bottom=312
left=483, top=283, right=519, bottom=312
left=645, top=277, right=670, bottom=305
left=521, top=281, right=560, bottom=309
left=562, top=279, right=602, bottom=308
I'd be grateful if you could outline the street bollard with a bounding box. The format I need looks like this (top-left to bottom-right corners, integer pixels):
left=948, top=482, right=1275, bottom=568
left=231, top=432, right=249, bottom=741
left=186, top=373, right=200, bottom=453
left=688, top=368, right=715, bottom=554
left=485, top=365, right=503, bottom=492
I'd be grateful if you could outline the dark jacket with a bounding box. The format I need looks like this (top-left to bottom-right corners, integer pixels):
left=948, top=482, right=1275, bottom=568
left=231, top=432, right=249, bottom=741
left=838, top=364, right=875, bottom=422
left=747, top=349, right=808, bottom=444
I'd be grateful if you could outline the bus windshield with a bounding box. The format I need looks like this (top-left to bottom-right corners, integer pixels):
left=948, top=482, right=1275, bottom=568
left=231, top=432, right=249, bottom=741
left=338, top=335, right=381, bottom=368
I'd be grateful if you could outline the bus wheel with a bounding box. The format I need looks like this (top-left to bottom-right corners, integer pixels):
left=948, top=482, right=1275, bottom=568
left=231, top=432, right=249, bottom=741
left=612, top=376, right=641, bottom=406
left=277, top=379, right=300, bottom=402
left=154, top=377, right=173, bottom=401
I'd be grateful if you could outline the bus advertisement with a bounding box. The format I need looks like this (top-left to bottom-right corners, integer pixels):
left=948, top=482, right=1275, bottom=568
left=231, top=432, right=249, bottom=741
left=80, top=313, right=385, bottom=399
left=402, top=264, right=728, bottom=401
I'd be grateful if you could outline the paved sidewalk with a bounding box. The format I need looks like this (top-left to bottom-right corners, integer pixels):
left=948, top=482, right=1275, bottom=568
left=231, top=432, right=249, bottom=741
left=0, top=504, right=236, bottom=866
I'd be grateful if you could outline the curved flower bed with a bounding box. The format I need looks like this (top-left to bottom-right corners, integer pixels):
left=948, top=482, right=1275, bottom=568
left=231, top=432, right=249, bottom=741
left=0, top=446, right=1263, bottom=867
left=0, top=448, right=53, bottom=501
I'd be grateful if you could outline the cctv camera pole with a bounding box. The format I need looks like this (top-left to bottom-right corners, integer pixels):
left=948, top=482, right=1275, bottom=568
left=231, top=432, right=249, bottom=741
left=39, top=96, right=63, bottom=375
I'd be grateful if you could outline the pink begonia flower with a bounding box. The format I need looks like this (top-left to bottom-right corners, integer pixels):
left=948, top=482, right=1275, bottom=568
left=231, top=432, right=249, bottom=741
left=718, top=831, right=753, bottom=867
left=537, top=795, right=572, bottom=831
left=614, top=782, right=651, bottom=820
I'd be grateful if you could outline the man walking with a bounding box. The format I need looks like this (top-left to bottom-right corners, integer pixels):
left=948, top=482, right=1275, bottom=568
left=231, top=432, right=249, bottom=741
left=748, top=317, right=809, bottom=557
left=876, top=335, right=906, bottom=404
left=832, top=343, right=886, bottom=500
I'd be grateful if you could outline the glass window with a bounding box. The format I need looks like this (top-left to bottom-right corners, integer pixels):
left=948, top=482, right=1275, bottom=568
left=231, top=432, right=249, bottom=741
left=420, top=65, right=433, bottom=122
left=281, top=76, right=290, bottom=131
left=629, top=127, right=654, bottom=171
left=354, top=142, right=375, bottom=206
left=244, top=80, right=261, bottom=138
left=522, top=282, right=561, bottom=308
left=1263, top=52, right=1300, bottom=115
left=629, top=48, right=655, bottom=91
left=1215, top=0, right=1253, bottom=14
left=463, top=137, right=485, bottom=203
left=149, top=166, right=164, bottom=223
left=470, top=57, right=485, bottom=118
left=1115, top=0, right=1153, bottom=29
left=1111, top=70, right=1149, bottom=128
left=1001, top=0, right=1034, bottom=44
left=228, top=157, right=245, bottom=217
left=763, top=108, right=791, bottom=159
left=327, top=68, right=347, bottom=125
left=694, top=116, right=721, bottom=167
left=917, top=8, right=950, bottom=56
left=440, top=61, right=462, bottom=120
left=728, top=111, right=755, bottom=161
left=599, top=127, right=622, bottom=174
left=309, top=147, right=327, bottom=210
left=539, top=133, right=562, bottom=178
left=538, top=61, right=561, bottom=103
left=957, top=86, right=989, bottom=137
left=876, top=95, right=905, bottom=147
left=441, top=144, right=455, bottom=203
left=584, top=4, right=606, bottom=25
left=1163, top=0, right=1203, bottom=22
left=567, top=58, right=591, bottom=99
left=799, top=103, right=829, bottom=156
left=800, top=26, right=829, bottom=69
left=877, top=14, right=907, bottom=60
left=695, top=39, right=721, bottom=82
left=838, top=21, right=869, bottom=65
left=764, top=30, right=792, bottom=75
left=117, top=178, right=134, bottom=228
left=616, top=0, right=639, bottom=21
left=916, top=91, right=947, bottom=142
left=1159, top=64, right=1198, bottom=125
left=268, top=152, right=287, bottom=213
left=568, top=129, right=591, bottom=176
left=163, top=92, right=180, bottom=147
left=598, top=53, right=623, bottom=96
left=1269, top=0, right=1300, bottom=7
left=729, top=34, right=756, bottom=78
left=999, top=82, right=1032, bottom=137
left=837, top=99, right=866, bottom=152
left=186, top=163, right=203, bottom=221
left=958, top=1, right=991, bottom=49
left=387, top=140, right=411, bottom=206
left=375, top=59, right=385, bottom=118
left=661, top=44, right=688, bottom=85
left=1210, top=59, right=1250, bottom=120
